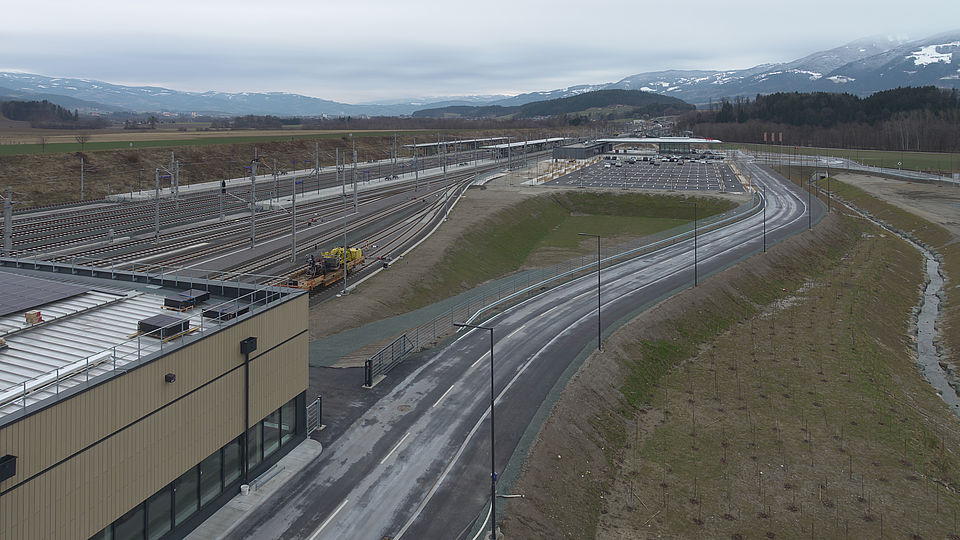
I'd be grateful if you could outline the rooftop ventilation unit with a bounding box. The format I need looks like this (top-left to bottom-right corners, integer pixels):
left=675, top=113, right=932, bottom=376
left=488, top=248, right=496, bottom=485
left=202, top=304, right=249, bottom=321
left=163, top=289, right=211, bottom=311
left=138, top=314, right=188, bottom=339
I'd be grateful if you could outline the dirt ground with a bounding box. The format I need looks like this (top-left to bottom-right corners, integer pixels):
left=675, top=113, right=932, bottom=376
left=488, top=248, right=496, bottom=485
left=833, top=171, right=960, bottom=240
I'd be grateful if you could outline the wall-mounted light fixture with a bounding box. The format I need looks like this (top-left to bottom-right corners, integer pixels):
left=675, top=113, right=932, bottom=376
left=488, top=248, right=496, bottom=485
left=164, top=373, right=176, bottom=384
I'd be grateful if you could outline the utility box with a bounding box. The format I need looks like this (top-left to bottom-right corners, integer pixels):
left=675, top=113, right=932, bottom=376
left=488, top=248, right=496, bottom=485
left=0, top=455, right=16, bottom=482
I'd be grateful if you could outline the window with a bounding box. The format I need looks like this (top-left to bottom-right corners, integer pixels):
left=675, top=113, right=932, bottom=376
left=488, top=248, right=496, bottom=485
left=146, top=487, right=172, bottom=540
left=173, top=467, right=198, bottom=526
left=90, top=526, right=114, bottom=540
left=199, top=451, right=222, bottom=506
left=263, top=409, right=280, bottom=458
left=223, top=437, right=242, bottom=487
left=113, top=504, right=144, bottom=540
left=280, top=400, right=296, bottom=445
left=247, top=423, right=262, bottom=469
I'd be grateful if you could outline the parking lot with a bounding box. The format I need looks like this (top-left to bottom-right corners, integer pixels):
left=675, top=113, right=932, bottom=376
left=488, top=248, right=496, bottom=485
left=547, top=157, right=744, bottom=193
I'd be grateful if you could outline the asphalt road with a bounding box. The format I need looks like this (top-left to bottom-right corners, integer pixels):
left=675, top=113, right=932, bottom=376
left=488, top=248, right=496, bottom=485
left=226, top=156, right=824, bottom=539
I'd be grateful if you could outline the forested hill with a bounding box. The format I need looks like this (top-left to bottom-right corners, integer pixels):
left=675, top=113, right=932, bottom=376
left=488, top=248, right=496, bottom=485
left=696, top=87, right=960, bottom=127
left=0, top=99, right=77, bottom=124
left=683, top=86, right=960, bottom=152
left=413, top=89, right=694, bottom=119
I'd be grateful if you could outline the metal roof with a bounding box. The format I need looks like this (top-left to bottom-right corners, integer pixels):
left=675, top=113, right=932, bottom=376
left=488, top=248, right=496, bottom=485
left=402, top=137, right=508, bottom=149
left=481, top=137, right=566, bottom=150
left=0, top=267, right=287, bottom=421
left=596, top=137, right=723, bottom=144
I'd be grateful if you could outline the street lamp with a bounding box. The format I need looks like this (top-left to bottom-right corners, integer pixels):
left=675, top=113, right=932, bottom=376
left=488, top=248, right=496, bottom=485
left=577, top=233, right=602, bottom=351
left=762, top=184, right=767, bottom=253
left=452, top=322, right=497, bottom=540
left=679, top=201, right=698, bottom=286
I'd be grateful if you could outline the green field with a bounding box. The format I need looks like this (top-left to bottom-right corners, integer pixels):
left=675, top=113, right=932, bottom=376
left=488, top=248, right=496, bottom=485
left=0, top=130, right=439, bottom=156
left=724, top=142, right=960, bottom=174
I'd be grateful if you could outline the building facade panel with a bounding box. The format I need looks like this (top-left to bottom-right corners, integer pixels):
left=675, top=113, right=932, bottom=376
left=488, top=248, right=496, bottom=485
left=0, top=288, right=308, bottom=540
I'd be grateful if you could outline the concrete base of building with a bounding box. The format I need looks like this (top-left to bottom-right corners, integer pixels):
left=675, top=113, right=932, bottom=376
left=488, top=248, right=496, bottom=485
left=185, top=438, right=323, bottom=540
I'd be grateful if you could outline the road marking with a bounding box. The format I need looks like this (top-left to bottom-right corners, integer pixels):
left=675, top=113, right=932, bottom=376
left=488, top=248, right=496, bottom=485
left=470, top=355, right=485, bottom=369
left=470, top=506, right=492, bottom=540
left=380, top=432, right=410, bottom=465
left=432, top=385, right=455, bottom=408
left=308, top=498, right=349, bottom=540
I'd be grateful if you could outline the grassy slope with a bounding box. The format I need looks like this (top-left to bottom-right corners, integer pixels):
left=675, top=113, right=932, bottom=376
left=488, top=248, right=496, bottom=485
left=504, top=209, right=960, bottom=539
left=725, top=143, right=960, bottom=174
left=815, top=177, right=960, bottom=378
left=626, top=216, right=957, bottom=538
left=399, top=191, right=734, bottom=311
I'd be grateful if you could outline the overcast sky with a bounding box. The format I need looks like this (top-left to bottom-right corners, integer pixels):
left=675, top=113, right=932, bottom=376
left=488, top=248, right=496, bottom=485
left=2, top=0, right=958, bottom=103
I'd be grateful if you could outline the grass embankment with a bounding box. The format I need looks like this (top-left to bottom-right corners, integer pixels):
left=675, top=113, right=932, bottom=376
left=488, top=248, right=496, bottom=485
left=398, top=191, right=734, bottom=311
left=0, top=134, right=437, bottom=207
left=725, top=142, right=960, bottom=174
left=818, top=177, right=960, bottom=381
left=504, top=211, right=960, bottom=539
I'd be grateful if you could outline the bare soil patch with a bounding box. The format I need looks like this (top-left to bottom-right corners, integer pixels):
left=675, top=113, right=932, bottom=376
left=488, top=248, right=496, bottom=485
left=834, top=172, right=960, bottom=240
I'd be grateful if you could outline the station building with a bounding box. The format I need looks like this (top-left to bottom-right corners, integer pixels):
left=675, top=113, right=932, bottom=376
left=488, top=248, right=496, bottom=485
left=0, top=259, right=309, bottom=540
left=552, top=140, right=611, bottom=160
left=402, top=137, right=508, bottom=156
left=596, top=137, right=724, bottom=155
left=481, top=137, right=566, bottom=159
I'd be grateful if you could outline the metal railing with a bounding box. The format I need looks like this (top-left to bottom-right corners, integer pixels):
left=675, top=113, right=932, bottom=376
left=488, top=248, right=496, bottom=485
left=0, top=258, right=291, bottom=417
left=306, top=396, right=323, bottom=435
left=362, top=188, right=764, bottom=383
left=364, top=334, right=414, bottom=386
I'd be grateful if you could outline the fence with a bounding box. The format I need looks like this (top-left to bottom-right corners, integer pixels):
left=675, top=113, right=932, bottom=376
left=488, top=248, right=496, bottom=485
left=362, top=189, right=765, bottom=384
left=306, top=396, right=323, bottom=434
left=0, top=256, right=292, bottom=416
left=364, top=334, right=414, bottom=386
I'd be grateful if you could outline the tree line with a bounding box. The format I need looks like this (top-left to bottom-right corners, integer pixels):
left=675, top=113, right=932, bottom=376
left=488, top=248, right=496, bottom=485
left=680, top=87, right=960, bottom=152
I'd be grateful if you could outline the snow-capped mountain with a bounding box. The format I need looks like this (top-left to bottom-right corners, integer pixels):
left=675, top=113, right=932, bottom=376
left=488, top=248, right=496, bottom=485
left=600, top=35, right=915, bottom=104
left=825, top=31, right=960, bottom=93
left=1, top=30, right=958, bottom=116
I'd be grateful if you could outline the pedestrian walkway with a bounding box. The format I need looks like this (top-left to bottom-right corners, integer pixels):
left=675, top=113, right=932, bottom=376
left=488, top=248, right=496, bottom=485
left=185, top=438, right=323, bottom=540
left=309, top=268, right=541, bottom=367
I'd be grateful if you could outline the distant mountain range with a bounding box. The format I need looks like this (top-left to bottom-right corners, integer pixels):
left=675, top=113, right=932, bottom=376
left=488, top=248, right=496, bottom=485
left=412, top=89, right=693, bottom=118
left=1, top=30, right=958, bottom=117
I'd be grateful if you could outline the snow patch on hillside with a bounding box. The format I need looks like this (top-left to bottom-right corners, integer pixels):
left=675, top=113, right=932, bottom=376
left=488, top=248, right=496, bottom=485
left=908, top=42, right=959, bottom=66
left=827, top=75, right=856, bottom=83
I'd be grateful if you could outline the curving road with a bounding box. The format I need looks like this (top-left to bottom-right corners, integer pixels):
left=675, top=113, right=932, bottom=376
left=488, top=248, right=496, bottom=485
left=226, top=156, right=825, bottom=539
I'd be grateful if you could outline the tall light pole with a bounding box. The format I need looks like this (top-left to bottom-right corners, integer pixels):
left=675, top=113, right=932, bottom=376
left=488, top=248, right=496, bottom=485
left=578, top=233, right=602, bottom=351
left=679, top=201, right=698, bottom=286
left=452, top=322, right=497, bottom=540
left=762, top=184, right=767, bottom=253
